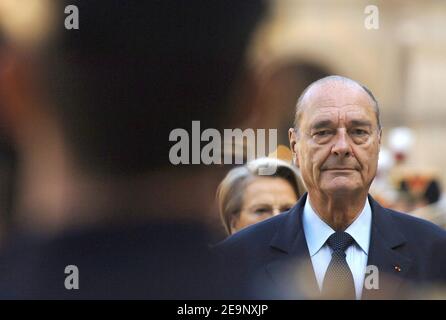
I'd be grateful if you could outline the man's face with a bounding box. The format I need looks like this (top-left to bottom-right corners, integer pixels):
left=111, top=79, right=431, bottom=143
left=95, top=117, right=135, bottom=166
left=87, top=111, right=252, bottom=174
left=289, top=83, right=381, bottom=197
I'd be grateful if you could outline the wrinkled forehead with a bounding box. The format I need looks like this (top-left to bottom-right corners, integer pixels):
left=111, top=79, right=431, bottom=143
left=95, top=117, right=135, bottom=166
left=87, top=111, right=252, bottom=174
left=300, top=83, right=377, bottom=127
left=305, top=105, right=376, bottom=127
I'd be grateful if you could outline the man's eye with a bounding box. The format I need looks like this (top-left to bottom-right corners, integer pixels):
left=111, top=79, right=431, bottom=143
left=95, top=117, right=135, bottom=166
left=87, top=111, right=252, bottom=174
left=351, top=129, right=368, bottom=136
left=315, top=130, right=332, bottom=137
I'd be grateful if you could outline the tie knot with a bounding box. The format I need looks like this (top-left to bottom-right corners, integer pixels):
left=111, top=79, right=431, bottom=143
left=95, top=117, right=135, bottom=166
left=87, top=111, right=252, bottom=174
left=327, top=232, right=354, bottom=253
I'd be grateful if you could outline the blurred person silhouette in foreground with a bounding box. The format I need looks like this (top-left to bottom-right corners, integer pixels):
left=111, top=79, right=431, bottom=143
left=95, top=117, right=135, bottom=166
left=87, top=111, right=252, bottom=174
left=0, top=31, right=17, bottom=247
left=217, top=157, right=305, bottom=235
left=0, top=0, right=266, bottom=298
left=216, top=76, right=446, bottom=299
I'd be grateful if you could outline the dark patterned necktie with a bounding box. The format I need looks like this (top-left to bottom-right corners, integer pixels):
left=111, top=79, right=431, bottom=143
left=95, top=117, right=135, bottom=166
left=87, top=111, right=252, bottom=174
left=321, top=231, right=356, bottom=299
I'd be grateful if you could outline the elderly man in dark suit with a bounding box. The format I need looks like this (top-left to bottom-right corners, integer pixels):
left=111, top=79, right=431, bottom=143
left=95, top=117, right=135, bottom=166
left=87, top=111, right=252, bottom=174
left=216, top=76, right=446, bottom=299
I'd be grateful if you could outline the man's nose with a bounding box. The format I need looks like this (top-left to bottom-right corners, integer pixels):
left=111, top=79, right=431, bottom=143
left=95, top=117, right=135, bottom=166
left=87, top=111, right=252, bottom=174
left=331, top=130, right=352, bottom=158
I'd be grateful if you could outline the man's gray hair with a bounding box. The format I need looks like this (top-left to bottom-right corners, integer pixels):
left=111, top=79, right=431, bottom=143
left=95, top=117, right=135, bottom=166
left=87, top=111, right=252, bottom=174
left=293, top=75, right=381, bottom=131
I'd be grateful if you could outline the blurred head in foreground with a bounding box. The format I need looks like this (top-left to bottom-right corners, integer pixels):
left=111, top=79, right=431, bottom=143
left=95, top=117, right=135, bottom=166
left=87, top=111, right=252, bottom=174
left=0, top=0, right=266, bottom=233
left=0, top=0, right=267, bottom=298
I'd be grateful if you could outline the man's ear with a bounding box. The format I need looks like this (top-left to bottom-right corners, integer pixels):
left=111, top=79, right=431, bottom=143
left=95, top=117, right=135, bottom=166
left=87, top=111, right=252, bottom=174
left=288, top=128, right=300, bottom=167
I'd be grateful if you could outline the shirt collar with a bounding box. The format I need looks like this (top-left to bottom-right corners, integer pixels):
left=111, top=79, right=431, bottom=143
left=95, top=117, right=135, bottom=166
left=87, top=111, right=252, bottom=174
left=303, top=195, right=372, bottom=256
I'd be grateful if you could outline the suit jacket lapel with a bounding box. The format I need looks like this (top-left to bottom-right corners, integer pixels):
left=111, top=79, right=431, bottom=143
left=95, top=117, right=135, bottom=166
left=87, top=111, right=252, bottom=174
left=265, top=194, right=413, bottom=299
left=265, top=193, right=319, bottom=298
left=362, top=195, right=412, bottom=299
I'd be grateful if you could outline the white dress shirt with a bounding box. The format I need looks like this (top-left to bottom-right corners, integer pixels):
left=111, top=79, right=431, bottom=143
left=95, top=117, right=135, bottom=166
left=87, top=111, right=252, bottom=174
left=302, top=196, right=372, bottom=300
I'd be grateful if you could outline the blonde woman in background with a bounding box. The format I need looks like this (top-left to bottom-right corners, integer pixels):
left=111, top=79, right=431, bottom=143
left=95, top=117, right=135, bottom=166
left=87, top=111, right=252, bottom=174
left=217, top=157, right=306, bottom=235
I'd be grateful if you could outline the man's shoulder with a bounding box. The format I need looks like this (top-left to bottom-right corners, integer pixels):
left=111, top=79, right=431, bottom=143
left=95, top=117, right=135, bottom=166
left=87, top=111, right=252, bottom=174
left=380, top=205, right=446, bottom=241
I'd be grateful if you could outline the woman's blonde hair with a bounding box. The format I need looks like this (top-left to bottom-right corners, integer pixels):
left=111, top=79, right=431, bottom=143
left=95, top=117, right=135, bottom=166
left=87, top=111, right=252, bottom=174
left=216, top=157, right=306, bottom=235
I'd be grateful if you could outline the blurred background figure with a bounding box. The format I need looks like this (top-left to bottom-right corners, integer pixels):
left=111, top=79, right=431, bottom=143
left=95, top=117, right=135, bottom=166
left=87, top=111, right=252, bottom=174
left=0, top=0, right=267, bottom=298
left=370, top=127, right=446, bottom=228
left=395, top=172, right=445, bottom=227
left=217, top=157, right=305, bottom=235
